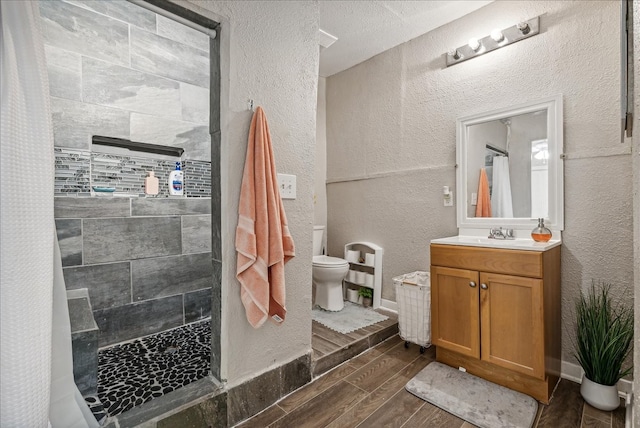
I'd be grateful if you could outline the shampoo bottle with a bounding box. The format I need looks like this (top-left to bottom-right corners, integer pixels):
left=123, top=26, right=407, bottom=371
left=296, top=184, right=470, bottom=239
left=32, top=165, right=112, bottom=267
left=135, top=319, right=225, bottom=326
left=144, top=171, right=159, bottom=195
left=168, top=162, right=184, bottom=196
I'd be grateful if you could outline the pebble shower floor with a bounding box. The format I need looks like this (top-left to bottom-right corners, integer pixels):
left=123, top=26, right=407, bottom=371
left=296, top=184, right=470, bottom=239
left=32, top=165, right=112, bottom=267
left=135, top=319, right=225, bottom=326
left=86, top=319, right=212, bottom=420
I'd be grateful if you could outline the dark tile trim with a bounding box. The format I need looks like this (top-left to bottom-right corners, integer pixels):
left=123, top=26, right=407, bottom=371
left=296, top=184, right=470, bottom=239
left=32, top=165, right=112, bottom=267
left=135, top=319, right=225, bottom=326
left=227, top=353, right=312, bottom=426
left=210, top=259, right=222, bottom=380
left=209, top=30, right=222, bottom=382
left=145, top=0, right=220, bottom=32
left=113, top=376, right=224, bottom=427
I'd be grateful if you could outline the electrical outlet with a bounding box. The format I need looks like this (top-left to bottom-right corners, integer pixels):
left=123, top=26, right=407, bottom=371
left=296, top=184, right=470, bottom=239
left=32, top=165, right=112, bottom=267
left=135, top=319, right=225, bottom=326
left=277, top=173, right=296, bottom=199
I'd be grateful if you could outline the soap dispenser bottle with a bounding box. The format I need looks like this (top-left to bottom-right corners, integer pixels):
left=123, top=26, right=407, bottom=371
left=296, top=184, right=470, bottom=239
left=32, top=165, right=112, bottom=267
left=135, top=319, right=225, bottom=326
left=144, top=171, right=159, bottom=195
left=531, top=218, right=552, bottom=242
left=168, top=162, right=183, bottom=196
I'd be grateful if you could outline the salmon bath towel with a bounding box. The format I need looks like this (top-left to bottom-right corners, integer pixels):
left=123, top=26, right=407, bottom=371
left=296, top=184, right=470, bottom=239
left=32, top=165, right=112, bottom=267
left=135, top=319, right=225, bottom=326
left=235, top=107, right=295, bottom=328
left=475, top=168, right=492, bottom=217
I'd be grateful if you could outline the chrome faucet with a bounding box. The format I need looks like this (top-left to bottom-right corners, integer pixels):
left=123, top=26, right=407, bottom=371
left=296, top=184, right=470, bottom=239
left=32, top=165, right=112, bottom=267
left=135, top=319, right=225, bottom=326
left=488, top=227, right=515, bottom=240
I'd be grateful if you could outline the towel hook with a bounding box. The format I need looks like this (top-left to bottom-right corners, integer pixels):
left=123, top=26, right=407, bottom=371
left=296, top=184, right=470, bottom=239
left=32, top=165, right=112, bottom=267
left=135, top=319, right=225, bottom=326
left=248, top=99, right=254, bottom=111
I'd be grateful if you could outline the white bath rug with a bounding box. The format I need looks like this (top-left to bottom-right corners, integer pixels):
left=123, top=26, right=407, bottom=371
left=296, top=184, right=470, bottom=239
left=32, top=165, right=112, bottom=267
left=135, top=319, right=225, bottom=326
left=312, top=302, right=388, bottom=334
left=405, top=362, right=538, bottom=428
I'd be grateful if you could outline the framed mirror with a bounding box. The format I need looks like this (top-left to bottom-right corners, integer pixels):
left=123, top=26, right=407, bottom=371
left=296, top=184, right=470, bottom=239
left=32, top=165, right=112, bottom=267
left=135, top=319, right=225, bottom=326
left=456, top=94, right=563, bottom=231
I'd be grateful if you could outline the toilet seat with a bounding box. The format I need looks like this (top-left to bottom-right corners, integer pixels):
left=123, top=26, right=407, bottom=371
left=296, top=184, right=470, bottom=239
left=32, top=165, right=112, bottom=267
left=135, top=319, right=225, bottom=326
left=313, top=255, right=349, bottom=268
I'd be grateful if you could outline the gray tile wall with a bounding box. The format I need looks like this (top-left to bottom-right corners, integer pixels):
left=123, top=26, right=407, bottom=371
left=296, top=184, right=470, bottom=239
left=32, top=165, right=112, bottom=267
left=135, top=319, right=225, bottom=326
left=40, top=0, right=130, bottom=66
left=55, top=197, right=213, bottom=347
left=131, top=253, right=213, bottom=301
left=56, top=219, right=82, bottom=266
left=41, top=0, right=210, bottom=161
left=93, top=295, right=184, bottom=346
left=64, top=0, right=157, bottom=31
left=45, top=0, right=221, bottom=381
left=83, top=216, right=182, bottom=264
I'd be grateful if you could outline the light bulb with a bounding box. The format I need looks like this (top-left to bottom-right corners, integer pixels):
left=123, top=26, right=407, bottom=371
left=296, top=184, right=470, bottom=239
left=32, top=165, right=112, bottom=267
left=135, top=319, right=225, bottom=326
left=468, top=37, right=480, bottom=52
left=517, top=21, right=530, bottom=35
left=448, top=48, right=461, bottom=60
left=490, top=29, right=504, bottom=43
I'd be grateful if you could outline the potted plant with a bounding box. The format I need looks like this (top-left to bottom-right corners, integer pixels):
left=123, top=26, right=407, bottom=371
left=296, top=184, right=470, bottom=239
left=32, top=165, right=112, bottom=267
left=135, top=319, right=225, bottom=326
left=358, top=287, right=373, bottom=307
left=573, top=280, right=633, bottom=411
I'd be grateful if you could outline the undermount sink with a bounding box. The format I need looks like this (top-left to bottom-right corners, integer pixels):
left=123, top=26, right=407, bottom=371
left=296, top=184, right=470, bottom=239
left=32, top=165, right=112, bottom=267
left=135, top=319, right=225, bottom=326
left=431, top=235, right=561, bottom=251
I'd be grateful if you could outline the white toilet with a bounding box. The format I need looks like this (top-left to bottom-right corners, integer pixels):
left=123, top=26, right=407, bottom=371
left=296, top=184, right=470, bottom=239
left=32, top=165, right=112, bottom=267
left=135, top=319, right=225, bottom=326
left=312, top=226, right=348, bottom=311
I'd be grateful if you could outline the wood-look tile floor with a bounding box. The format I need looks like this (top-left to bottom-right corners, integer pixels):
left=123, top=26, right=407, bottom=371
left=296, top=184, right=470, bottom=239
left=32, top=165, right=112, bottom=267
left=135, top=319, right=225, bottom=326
left=238, top=328, right=626, bottom=428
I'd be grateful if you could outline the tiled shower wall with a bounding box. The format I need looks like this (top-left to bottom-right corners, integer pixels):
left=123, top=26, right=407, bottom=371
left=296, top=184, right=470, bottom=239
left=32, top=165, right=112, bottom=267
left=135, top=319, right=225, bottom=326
left=55, top=198, right=213, bottom=347
left=43, top=0, right=216, bottom=348
left=40, top=0, right=210, bottom=161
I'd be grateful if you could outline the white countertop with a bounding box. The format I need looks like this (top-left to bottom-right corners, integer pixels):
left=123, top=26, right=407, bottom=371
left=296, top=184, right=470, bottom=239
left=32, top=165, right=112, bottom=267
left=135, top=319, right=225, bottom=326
left=431, top=235, right=561, bottom=252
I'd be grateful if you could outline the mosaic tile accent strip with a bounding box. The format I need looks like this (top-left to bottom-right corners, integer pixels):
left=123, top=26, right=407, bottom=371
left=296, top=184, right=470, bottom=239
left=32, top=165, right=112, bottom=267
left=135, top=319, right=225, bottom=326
left=54, top=148, right=91, bottom=194
left=54, top=148, right=211, bottom=197
left=185, top=160, right=211, bottom=198
left=97, top=319, right=211, bottom=417
left=91, top=152, right=178, bottom=195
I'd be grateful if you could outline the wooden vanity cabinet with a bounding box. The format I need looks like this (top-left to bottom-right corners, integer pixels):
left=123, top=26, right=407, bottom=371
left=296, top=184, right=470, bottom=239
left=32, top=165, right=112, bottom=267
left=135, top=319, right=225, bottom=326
left=430, top=243, right=561, bottom=403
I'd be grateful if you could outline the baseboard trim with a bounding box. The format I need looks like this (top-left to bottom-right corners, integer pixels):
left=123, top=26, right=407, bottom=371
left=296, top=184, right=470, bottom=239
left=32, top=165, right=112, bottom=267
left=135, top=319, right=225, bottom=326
left=560, top=360, right=632, bottom=396
left=380, top=298, right=398, bottom=313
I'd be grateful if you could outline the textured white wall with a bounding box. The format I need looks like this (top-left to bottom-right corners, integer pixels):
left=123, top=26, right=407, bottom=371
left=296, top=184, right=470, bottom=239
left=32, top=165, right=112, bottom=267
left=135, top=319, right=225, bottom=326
left=632, top=0, right=639, bottom=421
left=183, top=0, right=318, bottom=386
left=315, top=77, right=328, bottom=232
left=326, top=0, right=633, bottom=364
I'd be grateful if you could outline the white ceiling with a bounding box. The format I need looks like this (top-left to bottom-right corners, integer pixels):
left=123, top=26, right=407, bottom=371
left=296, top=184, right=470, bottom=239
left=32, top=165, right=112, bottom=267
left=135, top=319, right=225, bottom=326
left=318, top=1, right=493, bottom=77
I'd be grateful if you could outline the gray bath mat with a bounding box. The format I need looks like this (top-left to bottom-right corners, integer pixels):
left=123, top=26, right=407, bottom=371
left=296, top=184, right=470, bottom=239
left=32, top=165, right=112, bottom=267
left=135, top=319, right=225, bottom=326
left=405, top=362, right=538, bottom=428
left=312, top=302, right=388, bottom=334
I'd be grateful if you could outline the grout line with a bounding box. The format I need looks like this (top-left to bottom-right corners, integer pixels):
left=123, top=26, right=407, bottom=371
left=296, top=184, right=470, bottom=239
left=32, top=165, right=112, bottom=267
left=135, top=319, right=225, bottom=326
left=344, top=379, right=368, bottom=394
left=337, top=384, right=372, bottom=428
left=532, top=404, right=544, bottom=427
left=398, top=402, right=427, bottom=428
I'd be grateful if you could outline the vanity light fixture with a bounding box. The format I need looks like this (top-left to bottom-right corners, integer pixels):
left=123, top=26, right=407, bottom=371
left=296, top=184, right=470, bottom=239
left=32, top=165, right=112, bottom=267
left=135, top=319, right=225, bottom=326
left=447, top=48, right=462, bottom=60
left=490, top=29, right=505, bottom=43
left=446, top=16, right=540, bottom=67
left=468, top=37, right=481, bottom=52
left=517, top=21, right=531, bottom=35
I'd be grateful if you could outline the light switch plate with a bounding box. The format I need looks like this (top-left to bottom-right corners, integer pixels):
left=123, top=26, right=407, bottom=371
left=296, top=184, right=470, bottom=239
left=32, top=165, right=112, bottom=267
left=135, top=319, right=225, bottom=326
left=277, top=173, right=296, bottom=199
left=444, top=190, right=454, bottom=207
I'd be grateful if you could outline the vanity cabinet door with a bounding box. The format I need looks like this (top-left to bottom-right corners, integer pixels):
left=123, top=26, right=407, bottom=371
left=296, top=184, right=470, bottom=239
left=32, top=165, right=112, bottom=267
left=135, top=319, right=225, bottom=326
left=480, top=272, right=545, bottom=379
left=431, top=266, right=480, bottom=358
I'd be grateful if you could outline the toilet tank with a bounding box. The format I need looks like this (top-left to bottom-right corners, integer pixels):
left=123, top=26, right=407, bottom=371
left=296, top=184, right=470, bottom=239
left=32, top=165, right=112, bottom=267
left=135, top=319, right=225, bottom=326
left=313, top=226, right=324, bottom=256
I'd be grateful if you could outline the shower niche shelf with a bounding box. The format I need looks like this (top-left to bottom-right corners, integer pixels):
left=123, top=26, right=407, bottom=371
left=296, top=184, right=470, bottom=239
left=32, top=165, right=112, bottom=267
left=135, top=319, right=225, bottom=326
left=344, top=242, right=383, bottom=309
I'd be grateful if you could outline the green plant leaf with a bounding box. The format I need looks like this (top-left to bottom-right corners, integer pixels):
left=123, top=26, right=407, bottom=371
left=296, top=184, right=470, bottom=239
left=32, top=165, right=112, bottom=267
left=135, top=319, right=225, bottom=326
left=358, top=287, right=372, bottom=298
left=572, top=280, right=633, bottom=386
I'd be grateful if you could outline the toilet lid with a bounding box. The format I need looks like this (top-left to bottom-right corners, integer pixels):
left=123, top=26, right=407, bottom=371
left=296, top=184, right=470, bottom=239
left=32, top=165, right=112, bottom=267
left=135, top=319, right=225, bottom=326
left=313, top=255, right=348, bottom=267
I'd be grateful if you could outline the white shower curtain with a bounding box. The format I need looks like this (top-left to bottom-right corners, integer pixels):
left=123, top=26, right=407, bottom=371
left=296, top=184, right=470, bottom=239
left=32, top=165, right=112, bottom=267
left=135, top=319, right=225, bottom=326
left=490, top=156, right=514, bottom=218
left=1, top=2, right=97, bottom=427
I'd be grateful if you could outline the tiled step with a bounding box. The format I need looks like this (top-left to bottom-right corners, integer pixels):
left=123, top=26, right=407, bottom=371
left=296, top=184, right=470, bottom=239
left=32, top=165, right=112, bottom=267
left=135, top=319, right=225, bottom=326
left=67, top=288, right=99, bottom=397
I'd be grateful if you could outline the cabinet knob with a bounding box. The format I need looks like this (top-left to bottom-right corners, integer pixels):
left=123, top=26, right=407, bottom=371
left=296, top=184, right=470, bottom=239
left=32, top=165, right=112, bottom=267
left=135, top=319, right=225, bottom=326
left=481, top=283, right=488, bottom=289
left=469, top=281, right=476, bottom=288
